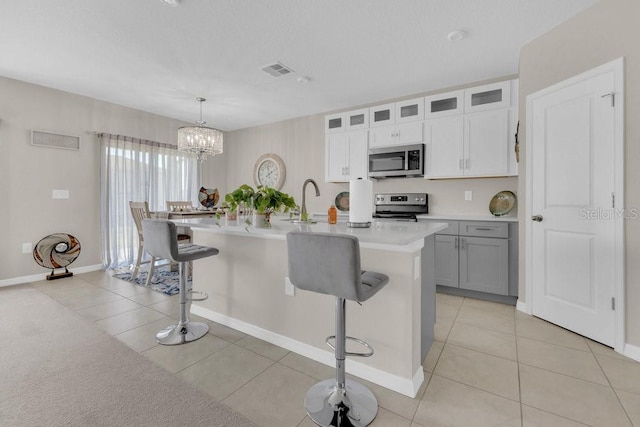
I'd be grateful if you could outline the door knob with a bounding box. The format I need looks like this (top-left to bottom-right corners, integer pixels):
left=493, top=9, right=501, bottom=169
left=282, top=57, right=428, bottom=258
left=531, top=215, right=543, bottom=222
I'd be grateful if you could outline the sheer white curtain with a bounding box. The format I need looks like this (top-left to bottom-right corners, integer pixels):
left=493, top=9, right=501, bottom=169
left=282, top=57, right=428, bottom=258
left=100, top=134, right=199, bottom=270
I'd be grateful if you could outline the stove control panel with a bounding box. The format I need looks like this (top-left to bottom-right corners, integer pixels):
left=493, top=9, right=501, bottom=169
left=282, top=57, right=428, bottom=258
left=375, top=193, right=428, bottom=206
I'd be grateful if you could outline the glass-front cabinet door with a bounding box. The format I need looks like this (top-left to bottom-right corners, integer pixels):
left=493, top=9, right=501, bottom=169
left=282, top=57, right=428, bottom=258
left=345, top=108, right=369, bottom=131
left=464, top=81, right=511, bottom=113
left=425, top=90, right=464, bottom=119
left=395, top=98, right=424, bottom=123
left=369, top=103, right=395, bottom=127
left=325, top=113, right=345, bottom=134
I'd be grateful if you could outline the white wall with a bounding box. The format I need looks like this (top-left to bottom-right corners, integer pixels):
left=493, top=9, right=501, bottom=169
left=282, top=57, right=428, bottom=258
left=0, top=76, right=228, bottom=281
left=518, top=0, right=640, bottom=346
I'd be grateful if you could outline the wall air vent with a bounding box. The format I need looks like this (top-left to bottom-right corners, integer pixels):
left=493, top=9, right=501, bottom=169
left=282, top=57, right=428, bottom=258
left=261, top=62, right=294, bottom=77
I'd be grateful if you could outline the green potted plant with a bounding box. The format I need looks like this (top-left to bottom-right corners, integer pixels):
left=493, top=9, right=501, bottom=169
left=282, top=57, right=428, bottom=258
left=224, top=184, right=296, bottom=227
left=223, top=184, right=255, bottom=221
left=252, top=185, right=297, bottom=227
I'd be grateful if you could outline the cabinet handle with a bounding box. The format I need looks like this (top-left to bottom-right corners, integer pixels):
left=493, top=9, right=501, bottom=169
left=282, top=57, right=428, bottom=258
left=454, top=237, right=458, bottom=249
left=345, top=166, right=349, bottom=176
left=460, top=238, right=465, bottom=250
left=465, top=159, right=470, bottom=169
left=474, top=227, right=493, bottom=231
left=459, top=159, right=463, bottom=170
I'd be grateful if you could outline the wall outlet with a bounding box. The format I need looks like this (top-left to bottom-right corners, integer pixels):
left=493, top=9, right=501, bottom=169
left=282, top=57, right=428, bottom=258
left=464, top=190, right=473, bottom=201
left=52, top=189, right=70, bottom=199
left=284, top=277, right=295, bottom=296
left=22, top=242, right=32, bottom=254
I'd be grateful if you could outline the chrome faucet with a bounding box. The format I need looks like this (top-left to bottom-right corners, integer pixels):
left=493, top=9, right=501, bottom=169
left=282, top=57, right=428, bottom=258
left=300, top=178, right=320, bottom=220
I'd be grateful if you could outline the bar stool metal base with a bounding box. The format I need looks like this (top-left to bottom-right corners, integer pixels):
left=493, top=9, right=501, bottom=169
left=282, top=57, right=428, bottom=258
left=155, top=321, right=209, bottom=345
left=305, top=379, right=378, bottom=427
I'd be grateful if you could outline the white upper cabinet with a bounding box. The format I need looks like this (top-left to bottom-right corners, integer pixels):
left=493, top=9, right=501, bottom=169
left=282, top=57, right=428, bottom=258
left=326, top=108, right=370, bottom=133
left=325, top=130, right=368, bottom=182
left=464, top=80, right=511, bottom=113
left=395, top=98, right=424, bottom=123
left=425, top=90, right=464, bottom=119
left=370, top=98, right=424, bottom=127
left=326, top=79, right=518, bottom=181
left=464, top=109, right=510, bottom=176
left=424, top=115, right=464, bottom=177
left=369, top=121, right=424, bottom=148
left=424, top=79, right=518, bottom=179
left=424, top=110, right=510, bottom=178
left=369, top=102, right=396, bottom=127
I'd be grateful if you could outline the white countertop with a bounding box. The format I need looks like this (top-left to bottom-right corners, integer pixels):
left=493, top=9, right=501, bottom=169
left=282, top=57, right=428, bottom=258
left=171, top=217, right=448, bottom=252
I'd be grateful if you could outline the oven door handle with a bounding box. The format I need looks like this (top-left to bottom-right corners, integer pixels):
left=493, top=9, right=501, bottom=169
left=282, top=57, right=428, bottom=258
left=404, top=154, right=409, bottom=171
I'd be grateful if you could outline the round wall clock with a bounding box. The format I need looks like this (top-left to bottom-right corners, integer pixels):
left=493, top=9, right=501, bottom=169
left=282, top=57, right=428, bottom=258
left=253, top=153, right=286, bottom=190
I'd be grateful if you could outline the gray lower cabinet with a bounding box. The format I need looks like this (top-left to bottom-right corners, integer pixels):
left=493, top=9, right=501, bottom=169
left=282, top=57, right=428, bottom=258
left=425, top=219, right=517, bottom=297
left=459, top=235, right=508, bottom=294
left=435, top=234, right=459, bottom=287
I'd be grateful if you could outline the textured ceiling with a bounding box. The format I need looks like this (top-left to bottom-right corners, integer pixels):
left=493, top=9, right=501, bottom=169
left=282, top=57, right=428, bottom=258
left=0, top=0, right=597, bottom=131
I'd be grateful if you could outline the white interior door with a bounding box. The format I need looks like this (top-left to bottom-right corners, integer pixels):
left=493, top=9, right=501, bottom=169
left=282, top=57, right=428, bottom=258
left=528, top=60, right=623, bottom=347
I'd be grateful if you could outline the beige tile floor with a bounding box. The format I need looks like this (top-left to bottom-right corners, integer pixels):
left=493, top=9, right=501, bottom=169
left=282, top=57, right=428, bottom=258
left=23, top=270, right=640, bottom=427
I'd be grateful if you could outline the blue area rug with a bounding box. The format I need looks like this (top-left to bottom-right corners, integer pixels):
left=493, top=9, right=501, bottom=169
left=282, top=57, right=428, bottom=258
left=112, top=267, right=191, bottom=296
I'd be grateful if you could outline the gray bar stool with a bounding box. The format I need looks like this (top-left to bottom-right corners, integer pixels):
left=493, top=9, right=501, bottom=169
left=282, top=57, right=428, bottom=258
left=287, top=231, right=389, bottom=427
left=141, top=219, right=219, bottom=345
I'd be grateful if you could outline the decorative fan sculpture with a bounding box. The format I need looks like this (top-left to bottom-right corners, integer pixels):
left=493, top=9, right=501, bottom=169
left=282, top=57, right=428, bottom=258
left=33, top=233, right=81, bottom=280
left=198, top=186, right=220, bottom=208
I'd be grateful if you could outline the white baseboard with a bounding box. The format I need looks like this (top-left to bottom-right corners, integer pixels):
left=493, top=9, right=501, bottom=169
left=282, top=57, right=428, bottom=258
left=0, top=264, right=103, bottom=288
left=191, top=304, right=422, bottom=398
left=516, top=299, right=531, bottom=314
left=624, top=342, right=640, bottom=363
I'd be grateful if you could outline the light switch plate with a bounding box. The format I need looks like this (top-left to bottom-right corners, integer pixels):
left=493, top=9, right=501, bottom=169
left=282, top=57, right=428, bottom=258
left=22, top=242, right=32, bottom=254
left=52, top=189, right=70, bottom=199
left=464, top=190, right=473, bottom=201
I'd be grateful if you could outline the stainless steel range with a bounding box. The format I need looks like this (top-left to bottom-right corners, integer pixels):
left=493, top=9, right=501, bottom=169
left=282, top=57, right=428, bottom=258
left=373, top=192, right=428, bottom=222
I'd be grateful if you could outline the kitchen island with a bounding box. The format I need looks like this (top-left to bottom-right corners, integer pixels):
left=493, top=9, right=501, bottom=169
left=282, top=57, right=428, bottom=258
left=171, top=217, right=447, bottom=397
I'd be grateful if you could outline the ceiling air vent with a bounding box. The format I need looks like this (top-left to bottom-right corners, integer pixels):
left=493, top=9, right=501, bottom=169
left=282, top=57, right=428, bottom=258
left=261, top=62, right=294, bottom=77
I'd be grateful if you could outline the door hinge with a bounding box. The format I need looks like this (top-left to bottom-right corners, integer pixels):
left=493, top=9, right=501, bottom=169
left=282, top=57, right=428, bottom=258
left=611, top=297, right=615, bottom=310
left=601, top=92, right=615, bottom=107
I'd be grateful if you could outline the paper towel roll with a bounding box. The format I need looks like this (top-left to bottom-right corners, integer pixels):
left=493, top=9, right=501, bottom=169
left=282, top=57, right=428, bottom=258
left=349, top=178, right=373, bottom=225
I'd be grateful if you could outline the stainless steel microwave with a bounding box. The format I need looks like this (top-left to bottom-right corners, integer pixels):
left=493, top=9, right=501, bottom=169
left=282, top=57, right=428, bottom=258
left=368, top=144, right=424, bottom=178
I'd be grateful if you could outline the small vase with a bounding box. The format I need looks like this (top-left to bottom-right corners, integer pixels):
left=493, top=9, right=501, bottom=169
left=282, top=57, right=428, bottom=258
left=252, top=213, right=271, bottom=228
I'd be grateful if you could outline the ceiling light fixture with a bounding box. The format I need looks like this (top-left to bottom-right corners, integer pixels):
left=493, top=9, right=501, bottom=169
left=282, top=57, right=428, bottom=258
left=447, top=30, right=467, bottom=41
left=159, top=0, right=180, bottom=6
left=177, top=97, right=223, bottom=162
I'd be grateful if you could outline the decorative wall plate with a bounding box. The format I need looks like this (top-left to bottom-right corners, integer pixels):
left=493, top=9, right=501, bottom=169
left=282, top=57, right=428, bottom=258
left=335, top=192, right=350, bottom=211
left=489, top=191, right=516, bottom=216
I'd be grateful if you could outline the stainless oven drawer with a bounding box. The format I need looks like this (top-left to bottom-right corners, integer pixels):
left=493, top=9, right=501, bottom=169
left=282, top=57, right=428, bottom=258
left=459, top=221, right=508, bottom=238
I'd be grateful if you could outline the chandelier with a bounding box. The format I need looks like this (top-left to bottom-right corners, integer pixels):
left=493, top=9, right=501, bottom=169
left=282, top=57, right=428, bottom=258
left=177, top=97, right=223, bottom=162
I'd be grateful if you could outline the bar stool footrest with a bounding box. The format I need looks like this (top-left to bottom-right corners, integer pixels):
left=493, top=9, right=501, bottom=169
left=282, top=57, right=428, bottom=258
left=187, top=290, right=208, bottom=302
left=325, top=335, right=374, bottom=357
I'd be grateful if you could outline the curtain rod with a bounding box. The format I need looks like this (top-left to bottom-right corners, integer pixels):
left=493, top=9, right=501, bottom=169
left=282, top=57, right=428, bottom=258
left=94, top=132, right=176, bottom=149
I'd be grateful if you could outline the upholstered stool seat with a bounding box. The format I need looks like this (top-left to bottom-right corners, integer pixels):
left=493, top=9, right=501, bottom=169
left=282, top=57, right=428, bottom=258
left=142, top=219, right=219, bottom=345
left=287, top=231, right=389, bottom=427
